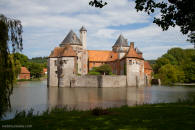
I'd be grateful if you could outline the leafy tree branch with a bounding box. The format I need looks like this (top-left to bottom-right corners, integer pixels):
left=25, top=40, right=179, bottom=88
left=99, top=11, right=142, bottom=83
left=89, top=0, right=195, bottom=47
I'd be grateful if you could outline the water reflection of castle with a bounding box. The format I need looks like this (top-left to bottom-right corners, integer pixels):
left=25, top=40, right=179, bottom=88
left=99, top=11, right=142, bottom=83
left=48, top=87, right=151, bottom=110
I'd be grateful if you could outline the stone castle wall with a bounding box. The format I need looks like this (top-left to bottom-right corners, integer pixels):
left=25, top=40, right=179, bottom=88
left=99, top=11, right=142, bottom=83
left=48, top=57, right=146, bottom=88
left=59, top=57, right=75, bottom=87
left=70, top=75, right=127, bottom=88
left=126, top=58, right=145, bottom=87
left=80, top=50, right=88, bottom=75
left=47, top=57, right=76, bottom=87
left=47, top=58, right=58, bottom=87
left=71, top=75, right=99, bottom=87
left=101, top=75, right=126, bottom=87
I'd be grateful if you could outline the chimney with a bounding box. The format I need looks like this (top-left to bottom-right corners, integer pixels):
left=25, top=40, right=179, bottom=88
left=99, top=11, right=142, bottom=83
left=130, top=42, right=134, bottom=48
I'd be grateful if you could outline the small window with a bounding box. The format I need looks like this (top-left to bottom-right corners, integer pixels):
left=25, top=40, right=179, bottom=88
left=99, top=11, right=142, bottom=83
left=129, top=60, right=132, bottom=65
left=60, top=60, right=63, bottom=65
left=55, top=71, right=58, bottom=74
left=110, top=55, right=112, bottom=58
left=54, top=60, right=57, bottom=66
left=63, top=60, right=67, bottom=64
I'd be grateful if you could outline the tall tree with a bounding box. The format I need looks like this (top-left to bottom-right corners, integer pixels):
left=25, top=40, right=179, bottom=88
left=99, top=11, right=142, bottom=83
left=153, top=48, right=195, bottom=84
left=158, top=64, right=178, bottom=84
left=13, top=52, right=28, bottom=67
left=89, top=0, right=195, bottom=48
left=27, top=62, right=44, bottom=78
left=0, top=14, right=23, bottom=118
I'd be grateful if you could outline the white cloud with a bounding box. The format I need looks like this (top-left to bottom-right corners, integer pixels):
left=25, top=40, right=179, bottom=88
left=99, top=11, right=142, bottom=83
left=123, top=24, right=187, bottom=44
left=0, top=0, right=192, bottom=59
left=95, top=29, right=117, bottom=38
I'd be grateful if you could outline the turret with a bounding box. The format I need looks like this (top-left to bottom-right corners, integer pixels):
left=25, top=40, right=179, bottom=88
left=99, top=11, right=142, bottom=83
left=135, top=47, right=143, bottom=58
left=112, top=34, right=129, bottom=53
left=112, top=34, right=129, bottom=59
left=80, top=26, right=87, bottom=50
left=125, top=42, right=145, bottom=87
left=60, top=30, right=82, bottom=47
left=118, top=45, right=126, bottom=59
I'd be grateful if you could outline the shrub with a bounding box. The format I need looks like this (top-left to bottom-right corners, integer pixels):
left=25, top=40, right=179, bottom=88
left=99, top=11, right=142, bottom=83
left=96, top=64, right=112, bottom=75
left=91, top=107, right=109, bottom=116
left=88, top=71, right=100, bottom=75
left=88, top=64, right=113, bottom=75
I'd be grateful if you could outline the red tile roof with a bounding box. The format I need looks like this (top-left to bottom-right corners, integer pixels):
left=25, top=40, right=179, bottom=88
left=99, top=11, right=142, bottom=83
left=88, top=50, right=118, bottom=62
left=49, top=45, right=76, bottom=58
left=144, top=61, right=152, bottom=70
left=43, top=68, right=47, bottom=73
left=20, top=67, right=30, bottom=74
left=125, top=43, right=143, bottom=59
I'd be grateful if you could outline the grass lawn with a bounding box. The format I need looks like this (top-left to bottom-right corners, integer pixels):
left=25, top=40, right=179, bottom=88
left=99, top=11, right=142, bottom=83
left=1, top=102, right=195, bottom=130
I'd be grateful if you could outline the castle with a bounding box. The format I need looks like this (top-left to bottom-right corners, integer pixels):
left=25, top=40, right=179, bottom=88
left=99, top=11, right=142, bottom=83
left=47, top=26, right=152, bottom=87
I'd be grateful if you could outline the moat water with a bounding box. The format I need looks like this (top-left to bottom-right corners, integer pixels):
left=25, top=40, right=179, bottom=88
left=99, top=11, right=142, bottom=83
left=3, top=79, right=195, bottom=120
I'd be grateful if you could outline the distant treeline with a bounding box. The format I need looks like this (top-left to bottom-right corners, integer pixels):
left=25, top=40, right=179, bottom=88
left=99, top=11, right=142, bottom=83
left=147, top=60, right=156, bottom=65
left=29, top=56, right=48, bottom=64
left=151, top=48, right=195, bottom=85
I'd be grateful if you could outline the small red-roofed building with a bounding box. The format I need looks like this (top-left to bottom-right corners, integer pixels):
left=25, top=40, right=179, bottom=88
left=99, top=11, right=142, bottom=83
left=18, top=67, right=30, bottom=79
left=42, top=68, right=47, bottom=75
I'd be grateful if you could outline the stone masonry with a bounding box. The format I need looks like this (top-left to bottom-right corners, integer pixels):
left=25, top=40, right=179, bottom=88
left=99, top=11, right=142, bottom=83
left=47, top=26, right=152, bottom=87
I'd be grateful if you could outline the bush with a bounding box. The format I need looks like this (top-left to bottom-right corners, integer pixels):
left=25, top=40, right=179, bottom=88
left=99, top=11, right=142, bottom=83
left=88, top=71, right=100, bottom=75
left=96, top=64, right=112, bottom=75
left=88, top=64, right=112, bottom=75
left=153, top=48, right=195, bottom=84
left=91, top=107, right=110, bottom=116
left=27, top=62, right=43, bottom=78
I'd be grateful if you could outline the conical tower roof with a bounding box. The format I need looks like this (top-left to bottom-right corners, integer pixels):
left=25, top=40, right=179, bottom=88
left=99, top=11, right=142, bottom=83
left=135, top=47, right=142, bottom=54
left=80, top=26, right=87, bottom=32
left=125, top=42, right=143, bottom=59
left=60, top=30, right=82, bottom=47
left=113, top=34, right=129, bottom=47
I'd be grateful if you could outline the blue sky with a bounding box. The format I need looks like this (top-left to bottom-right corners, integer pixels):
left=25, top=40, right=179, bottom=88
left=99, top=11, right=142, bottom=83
left=0, top=0, right=193, bottom=59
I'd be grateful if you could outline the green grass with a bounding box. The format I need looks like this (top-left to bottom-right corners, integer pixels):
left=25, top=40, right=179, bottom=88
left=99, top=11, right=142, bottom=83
left=1, top=102, right=195, bottom=130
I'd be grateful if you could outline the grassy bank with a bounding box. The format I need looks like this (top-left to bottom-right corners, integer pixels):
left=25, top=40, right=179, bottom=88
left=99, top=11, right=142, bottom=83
left=1, top=102, right=195, bottom=130
left=174, top=83, right=195, bottom=86
left=17, top=75, right=47, bottom=82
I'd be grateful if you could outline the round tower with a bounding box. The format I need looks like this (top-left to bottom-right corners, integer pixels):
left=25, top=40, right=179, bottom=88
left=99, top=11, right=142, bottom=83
left=80, top=26, right=87, bottom=50
left=118, top=45, right=126, bottom=59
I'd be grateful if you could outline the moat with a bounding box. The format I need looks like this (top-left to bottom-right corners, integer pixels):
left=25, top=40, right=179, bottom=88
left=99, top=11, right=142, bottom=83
left=3, top=80, right=195, bottom=120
